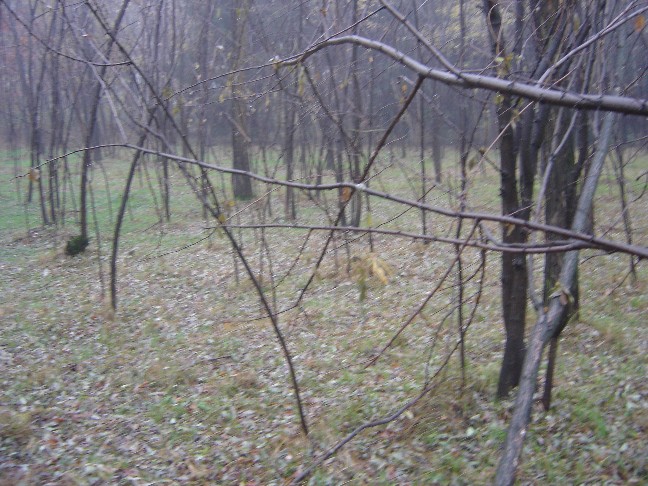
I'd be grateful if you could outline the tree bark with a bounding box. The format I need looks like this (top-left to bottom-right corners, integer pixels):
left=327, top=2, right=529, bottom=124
left=283, top=92, right=297, bottom=219
left=483, top=0, right=529, bottom=398
left=542, top=109, right=580, bottom=410
left=229, top=0, right=254, bottom=200
left=496, top=111, right=615, bottom=486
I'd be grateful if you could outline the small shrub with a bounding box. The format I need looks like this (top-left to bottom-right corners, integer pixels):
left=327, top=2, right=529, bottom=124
left=65, top=235, right=89, bottom=256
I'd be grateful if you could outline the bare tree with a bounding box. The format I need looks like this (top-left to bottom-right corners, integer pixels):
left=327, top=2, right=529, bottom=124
left=227, top=0, right=254, bottom=200
left=2, top=1, right=647, bottom=484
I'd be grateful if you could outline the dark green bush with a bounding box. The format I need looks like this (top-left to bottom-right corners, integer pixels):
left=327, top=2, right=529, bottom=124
left=65, top=235, right=89, bottom=256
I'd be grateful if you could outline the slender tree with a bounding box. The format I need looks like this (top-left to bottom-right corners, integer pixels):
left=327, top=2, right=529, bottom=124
left=228, top=0, right=254, bottom=200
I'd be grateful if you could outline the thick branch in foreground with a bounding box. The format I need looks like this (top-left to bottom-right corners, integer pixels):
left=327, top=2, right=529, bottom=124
left=281, top=35, right=648, bottom=116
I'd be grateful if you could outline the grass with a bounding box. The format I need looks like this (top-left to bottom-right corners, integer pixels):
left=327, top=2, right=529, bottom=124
left=0, top=146, right=646, bottom=483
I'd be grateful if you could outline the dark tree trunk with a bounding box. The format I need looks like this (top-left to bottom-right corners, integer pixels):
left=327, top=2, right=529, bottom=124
left=483, top=0, right=529, bottom=398
left=283, top=94, right=296, bottom=219
left=231, top=109, right=254, bottom=200
left=542, top=110, right=581, bottom=410
left=348, top=0, right=363, bottom=227
left=496, top=111, right=615, bottom=486
left=430, top=86, right=442, bottom=183
left=229, top=0, right=254, bottom=200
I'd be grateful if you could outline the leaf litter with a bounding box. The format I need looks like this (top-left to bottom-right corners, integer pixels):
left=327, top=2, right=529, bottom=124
left=0, top=202, right=646, bottom=484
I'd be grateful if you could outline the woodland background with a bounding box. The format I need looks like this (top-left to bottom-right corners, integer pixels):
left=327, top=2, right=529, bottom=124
left=0, top=1, right=647, bottom=484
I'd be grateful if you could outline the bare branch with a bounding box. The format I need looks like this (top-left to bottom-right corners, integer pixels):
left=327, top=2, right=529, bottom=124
left=218, top=223, right=591, bottom=255
left=279, top=35, right=648, bottom=116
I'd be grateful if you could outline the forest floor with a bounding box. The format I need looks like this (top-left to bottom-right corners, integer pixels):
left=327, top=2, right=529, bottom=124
left=1, top=151, right=647, bottom=484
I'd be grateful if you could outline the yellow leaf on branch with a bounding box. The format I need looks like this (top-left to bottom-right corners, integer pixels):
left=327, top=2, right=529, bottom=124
left=28, top=168, right=40, bottom=182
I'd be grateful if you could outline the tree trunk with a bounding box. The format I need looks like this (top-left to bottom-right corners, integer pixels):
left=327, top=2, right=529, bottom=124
left=542, top=110, right=579, bottom=410
left=495, top=97, right=529, bottom=397
left=348, top=0, right=363, bottom=227
left=283, top=92, right=296, bottom=219
left=229, top=0, right=254, bottom=200
left=496, top=111, right=615, bottom=486
left=231, top=108, right=253, bottom=200
left=483, top=0, right=528, bottom=398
